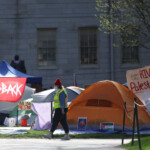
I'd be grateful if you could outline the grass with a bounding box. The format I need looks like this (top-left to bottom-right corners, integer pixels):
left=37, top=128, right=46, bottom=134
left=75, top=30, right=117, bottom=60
left=0, top=129, right=128, bottom=138
left=123, top=136, right=150, bottom=150
left=0, top=129, right=148, bottom=139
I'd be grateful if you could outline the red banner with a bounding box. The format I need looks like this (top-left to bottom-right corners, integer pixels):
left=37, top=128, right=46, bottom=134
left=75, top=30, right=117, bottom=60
left=0, top=77, right=27, bottom=102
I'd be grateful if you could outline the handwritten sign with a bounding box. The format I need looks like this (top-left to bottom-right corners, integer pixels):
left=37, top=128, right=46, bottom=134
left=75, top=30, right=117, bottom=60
left=18, top=101, right=31, bottom=110
left=126, top=66, right=150, bottom=94
left=126, top=66, right=150, bottom=115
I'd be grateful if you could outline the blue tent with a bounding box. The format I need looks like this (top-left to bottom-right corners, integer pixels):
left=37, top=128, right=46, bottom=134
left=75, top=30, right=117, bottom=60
left=0, top=61, right=42, bottom=84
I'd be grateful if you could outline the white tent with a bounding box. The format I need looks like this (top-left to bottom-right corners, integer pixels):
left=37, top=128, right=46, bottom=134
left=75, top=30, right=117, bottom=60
left=32, top=89, right=55, bottom=103
left=32, top=86, right=84, bottom=103
left=31, top=86, right=84, bottom=130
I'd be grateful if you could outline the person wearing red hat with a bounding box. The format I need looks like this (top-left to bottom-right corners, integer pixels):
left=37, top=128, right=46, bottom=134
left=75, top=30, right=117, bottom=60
left=43, top=78, right=70, bottom=140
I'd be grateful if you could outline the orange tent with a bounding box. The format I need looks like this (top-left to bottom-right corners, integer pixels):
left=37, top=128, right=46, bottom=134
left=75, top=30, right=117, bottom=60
left=67, top=80, right=150, bottom=130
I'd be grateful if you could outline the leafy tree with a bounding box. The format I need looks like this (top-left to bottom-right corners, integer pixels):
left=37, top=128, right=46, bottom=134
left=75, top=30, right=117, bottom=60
left=95, top=0, right=150, bottom=48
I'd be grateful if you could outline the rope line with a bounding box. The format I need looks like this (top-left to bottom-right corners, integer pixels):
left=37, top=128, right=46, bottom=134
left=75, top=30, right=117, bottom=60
left=134, top=101, right=147, bottom=107
left=123, top=104, right=132, bottom=123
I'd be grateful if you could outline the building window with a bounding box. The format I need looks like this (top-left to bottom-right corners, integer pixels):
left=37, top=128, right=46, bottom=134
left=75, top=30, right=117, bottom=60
left=121, top=26, right=139, bottom=64
left=37, top=28, right=57, bottom=67
left=79, top=27, right=98, bottom=65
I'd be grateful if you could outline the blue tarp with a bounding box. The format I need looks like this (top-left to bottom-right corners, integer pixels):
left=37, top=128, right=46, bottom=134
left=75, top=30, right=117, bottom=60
left=0, top=61, right=42, bottom=84
left=53, top=129, right=150, bottom=135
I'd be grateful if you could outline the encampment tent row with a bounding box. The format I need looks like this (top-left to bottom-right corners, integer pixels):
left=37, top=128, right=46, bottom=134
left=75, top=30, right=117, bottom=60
left=31, top=81, right=150, bottom=131
left=0, top=60, right=150, bottom=133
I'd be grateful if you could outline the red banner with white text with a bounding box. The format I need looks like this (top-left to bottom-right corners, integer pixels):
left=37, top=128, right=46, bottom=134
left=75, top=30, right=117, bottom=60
left=0, top=77, right=27, bottom=102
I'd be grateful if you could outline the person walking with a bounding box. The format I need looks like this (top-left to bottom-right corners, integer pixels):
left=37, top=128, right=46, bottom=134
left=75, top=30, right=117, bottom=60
left=44, top=78, right=70, bottom=140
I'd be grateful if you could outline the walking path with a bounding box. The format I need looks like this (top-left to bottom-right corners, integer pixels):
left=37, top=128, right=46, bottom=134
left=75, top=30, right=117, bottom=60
left=0, top=127, right=131, bottom=150
left=0, top=138, right=130, bottom=150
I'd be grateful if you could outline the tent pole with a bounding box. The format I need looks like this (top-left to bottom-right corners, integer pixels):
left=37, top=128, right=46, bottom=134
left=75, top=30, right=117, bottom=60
left=135, top=98, right=142, bottom=150
left=122, top=102, right=126, bottom=145
left=16, top=105, right=18, bottom=126
left=132, top=99, right=136, bottom=146
left=51, top=101, right=53, bottom=121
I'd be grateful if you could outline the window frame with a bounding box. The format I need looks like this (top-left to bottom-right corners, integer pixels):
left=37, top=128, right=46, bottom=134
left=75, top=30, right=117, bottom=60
left=37, top=28, right=57, bottom=69
left=120, top=26, right=140, bottom=65
left=78, top=27, right=99, bottom=68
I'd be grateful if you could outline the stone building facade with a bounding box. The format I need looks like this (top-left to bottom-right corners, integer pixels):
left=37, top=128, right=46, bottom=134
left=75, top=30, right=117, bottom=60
left=0, top=0, right=149, bottom=89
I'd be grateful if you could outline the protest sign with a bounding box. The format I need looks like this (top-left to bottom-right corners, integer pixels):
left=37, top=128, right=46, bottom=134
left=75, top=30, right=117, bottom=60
left=126, top=66, right=150, bottom=94
left=126, top=66, right=150, bottom=114
left=78, top=117, right=87, bottom=130
left=18, top=101, right=31, bottom=110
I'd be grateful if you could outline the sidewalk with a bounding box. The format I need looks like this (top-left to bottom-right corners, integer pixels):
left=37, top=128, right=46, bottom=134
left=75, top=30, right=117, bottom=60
left=0, top=127, right=131, bottom=150
left=0, top=138, right=130, bottom=150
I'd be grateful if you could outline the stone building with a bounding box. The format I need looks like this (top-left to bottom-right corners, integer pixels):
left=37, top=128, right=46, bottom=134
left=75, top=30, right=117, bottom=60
left=0, top=0, right=149, bottom=90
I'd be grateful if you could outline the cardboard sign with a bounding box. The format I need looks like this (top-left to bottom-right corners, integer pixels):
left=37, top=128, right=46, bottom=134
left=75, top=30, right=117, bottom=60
left=126, top=66, right=150, bottom=94
left=18, top=101, right=31, bottom=110
left=78, top=117, right=87, bottom=130
left=100, top=122, right=114, bottom=131
left=4, top=117, right=16, bottom=127
left=0, top=77, right=27, bottom=102
left=126, top=66, right=150, bottom=114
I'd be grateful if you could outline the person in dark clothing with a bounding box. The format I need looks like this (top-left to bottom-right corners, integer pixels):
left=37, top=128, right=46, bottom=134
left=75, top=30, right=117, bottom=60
left=10, top=55, right=26, bottom=73
left=43, top=78, right=70, bottom=140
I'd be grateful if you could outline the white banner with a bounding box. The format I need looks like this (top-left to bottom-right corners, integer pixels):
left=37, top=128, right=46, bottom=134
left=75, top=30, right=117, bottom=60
left=126, top=66, right=150, bottom=94
left=126, top=66, right=150, bottom=114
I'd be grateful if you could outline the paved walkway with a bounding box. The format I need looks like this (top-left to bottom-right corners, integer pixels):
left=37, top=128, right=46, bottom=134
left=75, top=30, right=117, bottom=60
left=0, top=127, right=131, bottom=149
left=0, top=138, right=131, bottom=150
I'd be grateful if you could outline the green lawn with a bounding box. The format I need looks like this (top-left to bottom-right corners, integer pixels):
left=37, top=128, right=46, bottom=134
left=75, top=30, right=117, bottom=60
left=0, top=129, right=131, bottom=138
left=0, top=129, right=147, bottom=139
left=123, top=136, right=150, bottom=150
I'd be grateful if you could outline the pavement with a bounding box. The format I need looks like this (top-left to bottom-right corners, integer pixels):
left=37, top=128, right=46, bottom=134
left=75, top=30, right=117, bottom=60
left=0, top=127, right=131, bottom=150
left=0, top=138, right=131, bottom=150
